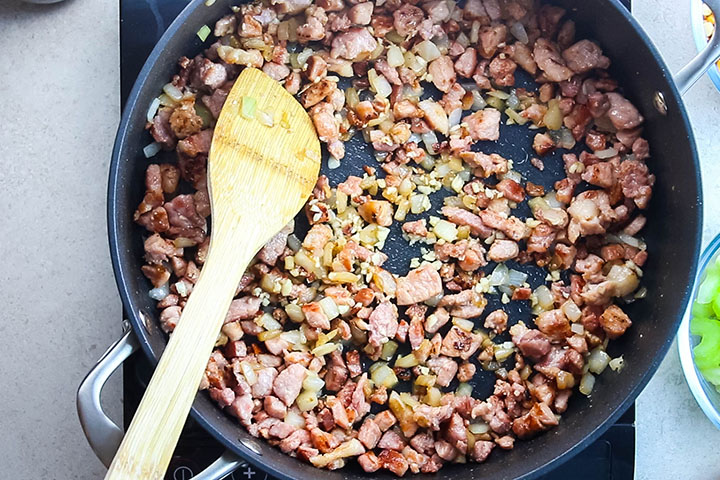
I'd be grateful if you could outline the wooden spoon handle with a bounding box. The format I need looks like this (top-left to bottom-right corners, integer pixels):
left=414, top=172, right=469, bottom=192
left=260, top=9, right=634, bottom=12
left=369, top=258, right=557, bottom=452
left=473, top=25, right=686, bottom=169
left=105, top=234, right=255, bottom=480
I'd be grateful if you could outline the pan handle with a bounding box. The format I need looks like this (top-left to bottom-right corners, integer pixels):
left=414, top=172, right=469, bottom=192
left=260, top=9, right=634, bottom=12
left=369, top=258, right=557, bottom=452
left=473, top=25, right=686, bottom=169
left=76, top=322, right=246, bottom=479
left=675, top=0, right=720, bottom=94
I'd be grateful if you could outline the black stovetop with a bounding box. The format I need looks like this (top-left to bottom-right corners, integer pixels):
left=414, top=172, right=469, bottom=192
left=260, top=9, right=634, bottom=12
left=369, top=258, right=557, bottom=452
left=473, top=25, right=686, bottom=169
left=120, top=2, right=635, bottom=479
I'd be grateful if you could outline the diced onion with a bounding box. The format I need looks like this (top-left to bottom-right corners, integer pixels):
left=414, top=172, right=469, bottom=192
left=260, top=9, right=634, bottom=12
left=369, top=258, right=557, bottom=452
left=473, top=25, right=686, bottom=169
left=260, top=312, right=282, bottom=331
left=415, top=374, right=436, bottom=387
left=371, top=364, right=399, bottom=388
left=387, top=45, right=405, bottom=67
left=494, top=344, right=515, bottom=362
left=395, top=353, right=419, bottom=368
left=285, top=410, right=306, bottom=428
left=143, top=142, right=161, bottom=158
left=489, top=263, right=510, bottom=286
left=240, top=361, right=257, bottom=385
left=595, top=147, right=618, bottom=159
left=456, top=382, right=473, bottom=397
left=508, top=269, right=528, bottom=287
left=579, top=372, right=595, bottom=396
left=469, top=422, right=490, bottom=434
left=149, top=282, right=170, bottom=300
left=510, top=22, right=529, bottom=44
left=297, top=47, right=314, bottom=67
left=163, top=83, right=183, bottom=101
left=240, top=96, right=257, bottom=119
left=470, top=90, right=487, bottom=111
left=453, top=317, right=475, bottom=332
left=368, top=69, right=392, bottom=98
left=285, top=303, right=305, bottom=323
left=421, top=131, right=439, bottom=155
left=414, top=40, right=442, bottom=62
left=303, top=371, right=325, bottom=391
left=434, top=219, right=458, bottom=242
left=448, top=108, right=463, bottom=128
left=296, top=389, right=319, bottom=411
left=380, top=340, right=399, bottom=360
left=562, top=300, right=582, bottom=322
left=312, top=342, right=338, bottom=356
left=319, top=297, right=340, bottom=320
left=258, top=330, right=281, bottom=341
left=146, top=97, right=161, bottom=122
left=588, top=348, right=611, bottom=374
left=535, top=285, right=554, bottom=311
left=609, top=356, right=625, bottom=371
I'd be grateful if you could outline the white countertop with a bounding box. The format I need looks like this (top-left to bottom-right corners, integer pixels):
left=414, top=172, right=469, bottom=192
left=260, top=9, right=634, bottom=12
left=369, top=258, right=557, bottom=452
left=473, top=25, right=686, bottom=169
left=0, top=0, right=719, bottom=478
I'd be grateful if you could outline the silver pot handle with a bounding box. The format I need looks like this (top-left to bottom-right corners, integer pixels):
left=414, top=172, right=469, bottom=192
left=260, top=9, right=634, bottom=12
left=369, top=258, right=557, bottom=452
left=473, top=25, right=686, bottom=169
left=76, top=322, right=246, bottom=479
left=675, top=0, right=720, bottom=94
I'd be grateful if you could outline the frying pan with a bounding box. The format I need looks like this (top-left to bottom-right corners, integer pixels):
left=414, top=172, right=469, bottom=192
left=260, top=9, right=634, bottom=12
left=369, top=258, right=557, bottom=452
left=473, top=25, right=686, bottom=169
left=78, top=0, right=720, bottom=478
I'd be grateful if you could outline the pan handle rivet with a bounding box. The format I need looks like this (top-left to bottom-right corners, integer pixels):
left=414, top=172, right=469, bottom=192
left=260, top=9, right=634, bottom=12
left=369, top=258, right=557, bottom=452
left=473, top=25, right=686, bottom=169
left=653, top=91, right=668, bottom=115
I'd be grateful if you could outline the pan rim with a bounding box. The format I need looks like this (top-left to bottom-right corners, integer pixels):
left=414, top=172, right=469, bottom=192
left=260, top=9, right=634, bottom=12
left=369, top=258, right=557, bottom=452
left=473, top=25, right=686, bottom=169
left=107, top=0, right=703, bottom=478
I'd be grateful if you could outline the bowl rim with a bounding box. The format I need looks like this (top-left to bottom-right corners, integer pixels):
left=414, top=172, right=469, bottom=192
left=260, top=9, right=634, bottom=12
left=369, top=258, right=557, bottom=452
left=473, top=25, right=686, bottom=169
left=678, top=231, right=720, bottom=430
left=690, top=0, right=720, bottom=91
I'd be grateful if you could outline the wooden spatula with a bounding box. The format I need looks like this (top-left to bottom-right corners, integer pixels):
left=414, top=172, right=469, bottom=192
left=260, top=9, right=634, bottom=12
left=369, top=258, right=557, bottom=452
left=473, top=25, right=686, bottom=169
left=105, top=67, right=321, bottom=479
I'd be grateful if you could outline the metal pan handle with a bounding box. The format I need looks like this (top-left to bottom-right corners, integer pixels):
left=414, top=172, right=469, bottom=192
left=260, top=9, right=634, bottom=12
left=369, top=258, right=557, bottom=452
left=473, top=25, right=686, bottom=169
left=675, top=0, right=720, bottom=94
left=76, top=322, right=246, bottom=479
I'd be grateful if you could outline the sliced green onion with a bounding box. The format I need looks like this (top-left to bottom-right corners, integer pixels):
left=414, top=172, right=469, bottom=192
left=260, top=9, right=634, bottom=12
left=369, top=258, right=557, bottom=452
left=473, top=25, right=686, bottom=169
left=240, top=96, right=257, bottom=120
left=197, top=24, right=211, bottom=42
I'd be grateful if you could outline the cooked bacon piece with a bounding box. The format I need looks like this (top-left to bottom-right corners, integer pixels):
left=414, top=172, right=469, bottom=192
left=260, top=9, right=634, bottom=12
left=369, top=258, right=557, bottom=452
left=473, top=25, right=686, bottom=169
left=510, top=322, right=552, bottom=361
left=455, top=47, right=478, bottom=78
left=429, top=56, right=456, bottom=93
left=472, top=440, right=495, bottom=462
left=465, top=108, right=501, bottom=141
left=512, top=402, right=558, bottom=439
left=495, top=178, right=525, bottom=203
left=358, top=417, right=382, bottom=449
left=478, top=24, right=508, bottom=58
left=479, top=210, right=530, bottom=241
left=600, top=304, right=632, bottom=339
left=426, top=356, right=458, bottom=387
left=582, top=161, right=615, bottom=188
left=489, top=56, right=517, bottom=87
left=302, top=302, right=331, bottom=330
left=358, top=200, right=393, bottom=226
left=484, top=309, right=508, bottom=334
left=368, top=301, right=400, bottom=346
left=393, top=3, right=424, bottom=37
left=535, top=346, right=584, bottom=378
left=348, top=2, right=373, bottom=25
left=509, top=42, right=537, bottom=75
left=396, top=264, right=443, bottom=306
left=606, top=92, right=644, bottom=130
left=441, top=326, right=483, bottom=359
left=225, top=296, right=262, bottom=324
left=258, top=222, right=292, bottom=266
left=358, top=451, right=381, bottom=472
left=402, top=219, right=428, bottom=237
left=441, top=206, right=492, bottom=238
left=274, top=364, right=307, bottom=406
left=618, top=159, right=655, bottom=209
left=487, top=239, right=519, bottom=262
left=562, top=40, right=610, bottom=73
left=534, top=309, right=571, bottom=341
left=439, top=289, right=486, bottom=319
left=434, top=239, right=487, bottom=272
left=534, top=38, right=573, bottom=82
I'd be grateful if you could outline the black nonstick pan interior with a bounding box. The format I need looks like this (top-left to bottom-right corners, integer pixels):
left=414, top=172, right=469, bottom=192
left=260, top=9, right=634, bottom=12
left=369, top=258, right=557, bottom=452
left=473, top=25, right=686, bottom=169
left=108, top=0, right=702, bottom=478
